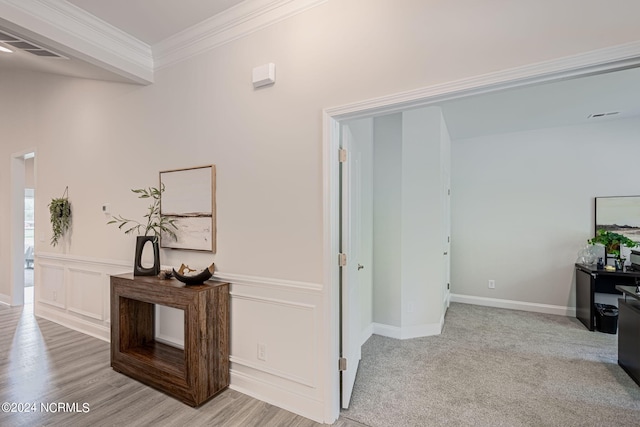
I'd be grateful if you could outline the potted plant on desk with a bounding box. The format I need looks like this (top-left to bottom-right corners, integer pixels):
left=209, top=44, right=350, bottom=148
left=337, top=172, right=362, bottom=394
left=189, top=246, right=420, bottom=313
left=588, top=229, right=638, bottom=270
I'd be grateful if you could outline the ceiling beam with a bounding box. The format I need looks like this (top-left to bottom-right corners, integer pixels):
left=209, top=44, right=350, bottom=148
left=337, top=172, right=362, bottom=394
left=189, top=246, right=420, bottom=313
left=0, top=0, right=154, bottom=84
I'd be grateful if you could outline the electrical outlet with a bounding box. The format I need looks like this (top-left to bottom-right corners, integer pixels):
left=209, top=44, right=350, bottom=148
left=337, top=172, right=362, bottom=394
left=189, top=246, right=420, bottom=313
left=257, top=343, right=267, bottom=361
left=488, top=280, right=495, bottom=289
left=407, top=302, right=414, bottom=313
left=53, top=291, right=57, bottom=301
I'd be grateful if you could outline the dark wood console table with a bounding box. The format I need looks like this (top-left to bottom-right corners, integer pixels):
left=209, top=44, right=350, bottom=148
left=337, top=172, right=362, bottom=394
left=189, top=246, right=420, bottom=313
left=616, top=285, right=640, bottom=386
left=110, top=273, right=230, bottom=406
left=575, top=263, right=640, bottom=331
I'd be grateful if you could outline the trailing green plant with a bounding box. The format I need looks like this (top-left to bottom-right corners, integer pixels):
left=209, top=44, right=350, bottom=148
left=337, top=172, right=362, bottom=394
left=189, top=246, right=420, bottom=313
left=108, top=184, right=178, bottom=242
left=588, top=229, right=638, bottom=259
left=49, top=195, right=71, bottom=247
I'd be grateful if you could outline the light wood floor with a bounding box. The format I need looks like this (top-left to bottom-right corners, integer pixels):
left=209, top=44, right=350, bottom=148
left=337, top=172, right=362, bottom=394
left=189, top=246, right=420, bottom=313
left=0, top=301, right=365, bottom=427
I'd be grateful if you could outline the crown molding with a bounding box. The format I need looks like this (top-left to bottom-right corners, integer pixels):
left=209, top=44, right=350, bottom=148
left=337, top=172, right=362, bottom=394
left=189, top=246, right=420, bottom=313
left=324, top=40, right=640, bottom=119
left=0, top=0, right=153, bottom=84
left=153, top=0, right=327, bottom=70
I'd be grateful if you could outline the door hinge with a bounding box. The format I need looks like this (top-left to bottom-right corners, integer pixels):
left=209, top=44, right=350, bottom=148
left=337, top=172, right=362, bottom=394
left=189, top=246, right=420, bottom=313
left=339, top=357, right=347, bottom=371
left=448, top=189, right=451, bottom=195
left=339, top=149, right=347, bottom=163
left=339, top=253, right=347, bottom=267
left=447, top=283, right=450, bottom=290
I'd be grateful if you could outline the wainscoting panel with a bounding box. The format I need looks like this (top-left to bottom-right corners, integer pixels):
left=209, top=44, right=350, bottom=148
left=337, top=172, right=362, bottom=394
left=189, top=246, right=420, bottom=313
left=38, top=263, right=66, bottom=309
left=35, top=253, right=130, bottom=341
left=33, top=254, right=327, bottom=422
left=216, top=273, right=325, bottom=422
left=230, top=293, right=316, bottom=387
left=68, top=268, right=104, bottom=320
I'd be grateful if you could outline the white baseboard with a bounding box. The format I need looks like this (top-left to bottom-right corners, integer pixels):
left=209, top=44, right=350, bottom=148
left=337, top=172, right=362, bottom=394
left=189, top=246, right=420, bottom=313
left=450, top=294, right=576, bottom=317
left=360, top=323, right=374, bottom=346
left=372, top=321, right=442, bottom=340
left=230, top=369, right=324, bottom=424
left=0, top=293, right=11, bottom=307
left=35, top=303, right=110, bottom=342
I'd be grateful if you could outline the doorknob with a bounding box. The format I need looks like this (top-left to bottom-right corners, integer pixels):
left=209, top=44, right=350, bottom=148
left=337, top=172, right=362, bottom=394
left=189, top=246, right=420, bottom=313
left=358, top=264, right=364, bottom=270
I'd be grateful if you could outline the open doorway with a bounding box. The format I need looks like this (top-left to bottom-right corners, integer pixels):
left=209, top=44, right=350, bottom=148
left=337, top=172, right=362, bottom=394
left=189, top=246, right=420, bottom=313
left=324, top=56, right=640, bottom=422
left=11, top=150, right=36, bottom=307
left=24, top=186, right=35, bottom=305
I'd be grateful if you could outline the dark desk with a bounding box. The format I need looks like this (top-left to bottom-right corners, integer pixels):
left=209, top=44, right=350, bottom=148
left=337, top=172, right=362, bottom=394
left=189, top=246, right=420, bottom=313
left=575, top=264, right=640, bottom=331
left=616, top=285, right=640, bottom=386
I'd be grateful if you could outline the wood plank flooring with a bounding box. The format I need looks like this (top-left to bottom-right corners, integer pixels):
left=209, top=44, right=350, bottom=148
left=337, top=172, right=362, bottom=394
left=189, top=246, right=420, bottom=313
left=0, top=303, right=365, bottom=427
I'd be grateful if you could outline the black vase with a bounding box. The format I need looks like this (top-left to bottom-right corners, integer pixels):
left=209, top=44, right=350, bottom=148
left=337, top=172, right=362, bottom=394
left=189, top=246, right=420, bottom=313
left=134, top=235, right=160, bottom=276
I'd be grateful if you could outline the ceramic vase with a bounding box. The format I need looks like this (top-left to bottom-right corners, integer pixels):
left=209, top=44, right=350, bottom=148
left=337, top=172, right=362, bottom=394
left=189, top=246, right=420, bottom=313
left=134, top=235, right=160, bottom=276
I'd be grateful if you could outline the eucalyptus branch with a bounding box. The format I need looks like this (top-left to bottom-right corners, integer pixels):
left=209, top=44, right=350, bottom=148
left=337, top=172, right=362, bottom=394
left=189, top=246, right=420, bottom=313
left=107, top=184, right=178, bottom=242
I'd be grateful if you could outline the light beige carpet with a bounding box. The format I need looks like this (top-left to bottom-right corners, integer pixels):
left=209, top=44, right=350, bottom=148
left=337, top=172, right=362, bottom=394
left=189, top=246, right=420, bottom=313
left=341, top=303, right=640, bottom=427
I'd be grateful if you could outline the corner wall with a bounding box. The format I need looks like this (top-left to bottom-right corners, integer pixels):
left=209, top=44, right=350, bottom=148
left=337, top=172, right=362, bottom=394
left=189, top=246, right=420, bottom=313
left=372, top=107, right=451, bottom=338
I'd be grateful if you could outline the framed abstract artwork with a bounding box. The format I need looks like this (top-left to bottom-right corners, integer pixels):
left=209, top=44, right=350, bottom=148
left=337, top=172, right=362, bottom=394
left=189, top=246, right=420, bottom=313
left=159, top=165, right=216, bottom=252
left=594, top=196, right=640, bottom=241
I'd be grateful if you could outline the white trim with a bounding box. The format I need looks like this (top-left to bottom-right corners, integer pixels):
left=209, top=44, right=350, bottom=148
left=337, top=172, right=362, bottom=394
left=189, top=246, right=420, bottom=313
left=154, top=0, right=327, bottom=70
left=35, top=303, right=110, bottom=342
left=322, top=110, right=341, bottom=423
left=37, top=252, right=131, bottom=269
left=0, top=0, right=153, bottom=84
left=230, top=369, right=324, bottom=424
left=450, top=294, right=577, bottom=317
left=215, top=271, right=322, bottom=293
left=230, top=292, right=316, bottom=310
left=360, top=323, right=374, bottom=347
left=0, top=294, right=11, bottom=306
left=372, top=322, right=442, bottom=340
left=154, top=335, right=184, bottom=350
left=325, top=40, right=640, bottom=120
left=37, top=252, right=322, bottom=293
left=230, top=355, right=314, bottom=388
left=321, top=42, right=640, bottom=423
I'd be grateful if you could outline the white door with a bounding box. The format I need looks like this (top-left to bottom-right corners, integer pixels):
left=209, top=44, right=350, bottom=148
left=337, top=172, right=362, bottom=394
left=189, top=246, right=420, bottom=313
left=340, top=124, right=362, bottom=408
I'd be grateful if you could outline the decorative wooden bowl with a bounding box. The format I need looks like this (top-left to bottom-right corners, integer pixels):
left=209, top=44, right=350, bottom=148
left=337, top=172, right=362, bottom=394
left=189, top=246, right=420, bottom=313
left=172, top=263, right=215, bottom=285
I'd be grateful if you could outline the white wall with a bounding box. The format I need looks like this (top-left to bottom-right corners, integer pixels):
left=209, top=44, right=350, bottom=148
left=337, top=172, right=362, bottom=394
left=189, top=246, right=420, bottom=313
left=2, top=0, right=640, bottom=423
left=401, top=107, right=448, bottom=329
left=371, top=108, right=451, bottom=338
left=451, top=117, right=640, bottom=312
left=372, top=113, right=403, bottom=327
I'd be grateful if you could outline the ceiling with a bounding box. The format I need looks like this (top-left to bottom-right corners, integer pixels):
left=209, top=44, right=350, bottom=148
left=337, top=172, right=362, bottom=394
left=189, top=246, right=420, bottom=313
left=0, top=0, right=249, bottom=82
left=66, top=0, right=246, bottom=45
left=0, top=1, right=639, bottom=139
left=440, top=66, right=640, bottom=140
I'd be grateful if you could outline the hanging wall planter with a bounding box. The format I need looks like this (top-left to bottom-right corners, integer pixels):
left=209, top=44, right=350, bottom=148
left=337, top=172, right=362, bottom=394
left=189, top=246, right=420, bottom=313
left=49, top=186, right=72, bottom=247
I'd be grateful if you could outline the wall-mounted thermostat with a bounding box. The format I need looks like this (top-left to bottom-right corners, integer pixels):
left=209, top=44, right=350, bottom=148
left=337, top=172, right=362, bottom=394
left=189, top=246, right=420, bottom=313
left=252, top=63, right=276, bottom=88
